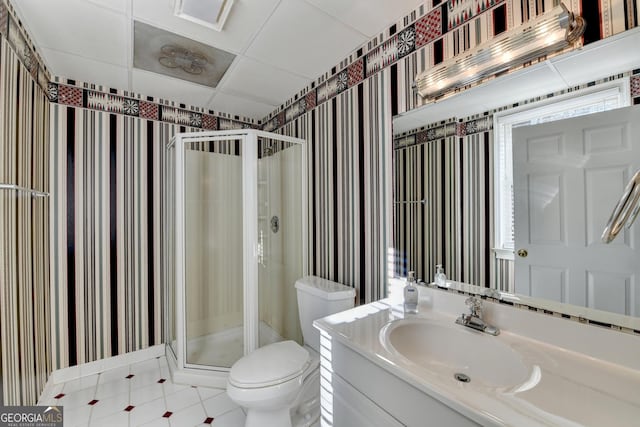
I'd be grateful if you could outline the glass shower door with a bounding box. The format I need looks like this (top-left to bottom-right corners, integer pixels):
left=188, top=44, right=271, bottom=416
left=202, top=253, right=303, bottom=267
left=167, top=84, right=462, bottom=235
left=183, top=137, right=244, bottom=369
left=257, top=137, right=305, bottom=347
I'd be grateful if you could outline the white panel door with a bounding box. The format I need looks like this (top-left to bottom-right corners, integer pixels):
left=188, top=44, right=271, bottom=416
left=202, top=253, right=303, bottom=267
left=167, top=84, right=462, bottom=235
left=513, top=105, right=640, bottom=316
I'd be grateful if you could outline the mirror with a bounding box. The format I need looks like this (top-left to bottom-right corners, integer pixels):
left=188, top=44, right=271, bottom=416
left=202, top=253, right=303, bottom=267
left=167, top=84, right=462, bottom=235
left=390, top=27, right=640, bottom=331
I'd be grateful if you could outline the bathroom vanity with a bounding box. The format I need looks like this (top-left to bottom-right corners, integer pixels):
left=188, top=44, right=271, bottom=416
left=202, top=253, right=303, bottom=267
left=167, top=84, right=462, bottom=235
left=314, top=281, right=640, bottom=426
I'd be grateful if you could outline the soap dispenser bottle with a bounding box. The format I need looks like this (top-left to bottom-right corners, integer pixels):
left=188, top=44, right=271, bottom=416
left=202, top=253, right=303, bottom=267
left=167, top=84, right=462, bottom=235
left=403, top=271, right=419, bottom=314
left=434, top=264, right=447, bottom=288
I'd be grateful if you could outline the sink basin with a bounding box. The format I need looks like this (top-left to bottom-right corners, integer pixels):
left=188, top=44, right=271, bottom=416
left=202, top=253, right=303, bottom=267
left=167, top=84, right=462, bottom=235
left=380, top=318, right=530, bottom=389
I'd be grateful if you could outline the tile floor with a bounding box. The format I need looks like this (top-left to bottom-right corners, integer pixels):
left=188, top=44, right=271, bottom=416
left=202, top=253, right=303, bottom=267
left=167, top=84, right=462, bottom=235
left=39, top=356, right=245, bottom=427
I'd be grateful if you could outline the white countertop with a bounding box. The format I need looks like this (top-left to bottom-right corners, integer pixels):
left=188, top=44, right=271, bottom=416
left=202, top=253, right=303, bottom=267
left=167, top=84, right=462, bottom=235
left=314, top=284, right=640, bottom=427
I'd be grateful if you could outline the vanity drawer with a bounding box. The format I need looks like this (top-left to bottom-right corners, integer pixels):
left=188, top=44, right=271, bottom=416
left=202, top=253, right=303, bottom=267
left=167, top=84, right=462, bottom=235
left=332, top=374, right=403, bottom=427
left=331, top=340, right=481, bottom=427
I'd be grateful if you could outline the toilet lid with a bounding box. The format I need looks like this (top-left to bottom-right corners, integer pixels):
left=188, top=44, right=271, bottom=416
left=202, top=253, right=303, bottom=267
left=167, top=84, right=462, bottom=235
left=228, top=340, right=311, bottom=388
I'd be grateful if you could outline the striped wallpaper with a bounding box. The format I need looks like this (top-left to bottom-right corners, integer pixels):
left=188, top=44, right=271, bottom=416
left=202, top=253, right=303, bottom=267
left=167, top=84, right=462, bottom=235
left=48, top=108, right=204, bottom=370
left=0, top=33, right=51, bottom=406
left=277, top=71, right=392, bottom=304
left=394, top=121, right=495, bottom=287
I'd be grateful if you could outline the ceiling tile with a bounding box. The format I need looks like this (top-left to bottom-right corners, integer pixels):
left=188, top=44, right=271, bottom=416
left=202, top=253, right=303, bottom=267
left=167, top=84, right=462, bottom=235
left=218, top=56, right=309, bottom=105
left=42, top=48, right=129, bottom=90
left=305, top=0, right=424, bottom=38
left=131, top=69, right=216, bottom=107
left=244, top=0, right=367, bottom=78
left=209, top=92, right=276, bottom=120
left=13, top=0, right=128, bottom=67
left=133, top=0, right=280, bottom=55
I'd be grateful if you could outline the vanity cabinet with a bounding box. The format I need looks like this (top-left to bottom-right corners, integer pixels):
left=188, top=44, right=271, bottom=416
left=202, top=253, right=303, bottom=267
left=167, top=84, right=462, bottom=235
left=327, top=340, right=480, bottom=427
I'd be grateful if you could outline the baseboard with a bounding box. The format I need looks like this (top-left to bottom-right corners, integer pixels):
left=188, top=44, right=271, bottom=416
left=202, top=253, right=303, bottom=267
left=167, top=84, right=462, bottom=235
left=38, top=344, right=165, bottom=404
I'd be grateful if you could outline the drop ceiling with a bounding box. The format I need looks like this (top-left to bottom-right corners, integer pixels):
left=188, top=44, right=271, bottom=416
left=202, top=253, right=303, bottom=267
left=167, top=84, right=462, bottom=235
left=12, top=0, right=424, bottom=121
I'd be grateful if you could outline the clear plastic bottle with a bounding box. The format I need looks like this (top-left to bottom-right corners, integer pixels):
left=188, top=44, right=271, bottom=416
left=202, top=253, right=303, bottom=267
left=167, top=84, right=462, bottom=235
left=434, top=264, right=447, bottom=287
left=403, top=271, right=419, bottom=314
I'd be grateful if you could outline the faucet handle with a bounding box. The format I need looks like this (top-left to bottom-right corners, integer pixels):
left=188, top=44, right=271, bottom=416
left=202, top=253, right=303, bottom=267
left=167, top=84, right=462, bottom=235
left=465, top=296, right=482, bottom=316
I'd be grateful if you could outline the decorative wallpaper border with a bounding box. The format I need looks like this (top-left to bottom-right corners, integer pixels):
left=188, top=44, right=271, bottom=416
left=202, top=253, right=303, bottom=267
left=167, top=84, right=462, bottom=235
left=0, top=0, right=50, bottom=93
left=49, top=80, right=258, bottom=131
left=263, top=0, right=508, bottom=132
left=393, top=115, right=492, bottom=148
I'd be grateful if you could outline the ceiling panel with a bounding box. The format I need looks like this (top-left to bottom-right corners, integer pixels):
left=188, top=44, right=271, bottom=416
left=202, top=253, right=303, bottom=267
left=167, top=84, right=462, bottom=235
left=219, top=56, right=309, bottom=105
left=305, top=0, right=424, bottom=38
left=133, top=0, right=279, bottom=55
left=42, top=48, right=129, bottom=90
left=13, top=0, right=128, bottom=67
left=131, top=69, right=216, bottom=106
left=209, top=92, right=277, bottom=120
left=244, top=0, right=367, bottom=78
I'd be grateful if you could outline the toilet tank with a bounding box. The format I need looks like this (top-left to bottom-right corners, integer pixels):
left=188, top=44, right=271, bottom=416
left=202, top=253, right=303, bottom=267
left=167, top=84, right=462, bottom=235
left=295, top=276, right=356, bottom=353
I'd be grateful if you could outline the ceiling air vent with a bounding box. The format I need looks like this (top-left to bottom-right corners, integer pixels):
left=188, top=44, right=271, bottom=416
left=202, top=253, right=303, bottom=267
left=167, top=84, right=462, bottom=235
left=174, top=0, right=234, bottom=32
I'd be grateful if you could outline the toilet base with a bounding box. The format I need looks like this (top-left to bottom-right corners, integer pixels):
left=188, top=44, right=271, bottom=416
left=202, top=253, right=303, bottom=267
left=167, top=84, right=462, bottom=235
left=246, top=408, right=292, bottom=427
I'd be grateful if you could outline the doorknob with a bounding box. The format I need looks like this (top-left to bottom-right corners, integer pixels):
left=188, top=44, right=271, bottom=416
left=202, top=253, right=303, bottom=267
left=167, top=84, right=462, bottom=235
left=517, top=249, right=528, bottom=258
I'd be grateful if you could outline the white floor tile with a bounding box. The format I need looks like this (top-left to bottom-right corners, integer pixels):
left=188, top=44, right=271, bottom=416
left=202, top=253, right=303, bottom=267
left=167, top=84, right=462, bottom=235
left=90, top=392, right=130, bottom=421
left=158, top=357, right=169, bottom=369
left=98, top=365, right=131, bottom=384
left=94, top=377, right=130, bottom=400
left=196, top=386, right=225, bottom=401
left=42, top=383, right=64, bottom=403
left=139, top=417, right=169, bottom=427
left=56, top=389, right=96, bottom=410
left=130, top=358, right=160, bottom=375
left=64, top=404, right=92, bottom=427
left=42, top=355, right=243, bottom=427
left=164, top=387, right=201, bottom=413
left=130, top=369, right=162, bottom=390
left=130, top=382, right=165, bottom=406
left=202, top=393, right=237, bottom=418
left=168, top=402, right=207, bottom=427
left=62, top=374, right=100, bottom=395
left=161, top=381, right=188, bottom=397
left=129, top=397, right=167, bottom=427
left=90, top=410, right=129, bottom=427
left=210, top=407, right=246, bottom=427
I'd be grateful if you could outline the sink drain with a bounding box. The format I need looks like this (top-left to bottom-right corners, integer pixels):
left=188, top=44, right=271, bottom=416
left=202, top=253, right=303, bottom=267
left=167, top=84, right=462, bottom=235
left=454, top=373, right=470, bottom=383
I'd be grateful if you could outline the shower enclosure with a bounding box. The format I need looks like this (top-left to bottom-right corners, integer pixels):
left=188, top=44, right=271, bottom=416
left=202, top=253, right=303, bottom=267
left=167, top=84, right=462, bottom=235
left=163, top=129, right=307, bottom=387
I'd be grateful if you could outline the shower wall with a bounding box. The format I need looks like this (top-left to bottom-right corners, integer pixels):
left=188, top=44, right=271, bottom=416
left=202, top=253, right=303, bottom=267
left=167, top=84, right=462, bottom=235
left=170, top=133, right=306, bottom=373
left=185, top=149, right=243, bottom=341
left=258, top=144, right=304, bottom=345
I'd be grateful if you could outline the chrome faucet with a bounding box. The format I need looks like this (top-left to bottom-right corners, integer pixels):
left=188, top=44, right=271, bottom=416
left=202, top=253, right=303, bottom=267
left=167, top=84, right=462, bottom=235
left=455, top=296, right=500, bottom=336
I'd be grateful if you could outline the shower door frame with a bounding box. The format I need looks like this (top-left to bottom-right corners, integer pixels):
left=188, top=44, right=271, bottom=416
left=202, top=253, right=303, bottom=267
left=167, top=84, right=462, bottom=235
left=166, top=129, right=307, bottom=388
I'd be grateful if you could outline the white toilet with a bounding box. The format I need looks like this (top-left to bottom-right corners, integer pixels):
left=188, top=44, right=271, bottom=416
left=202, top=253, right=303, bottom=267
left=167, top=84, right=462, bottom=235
left=227, top=276, right=356, bottom=427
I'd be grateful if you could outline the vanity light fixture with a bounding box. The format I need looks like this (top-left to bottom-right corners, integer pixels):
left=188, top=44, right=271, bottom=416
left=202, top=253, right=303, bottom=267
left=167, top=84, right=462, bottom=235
left=413, top=3, right=585, bottom=100
left=174, top=0, right=234, bottom=32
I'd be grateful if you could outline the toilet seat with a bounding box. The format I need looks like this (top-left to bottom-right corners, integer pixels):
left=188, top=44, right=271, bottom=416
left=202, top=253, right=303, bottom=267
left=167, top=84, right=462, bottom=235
left=229, top=341, right=311, bottom=389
